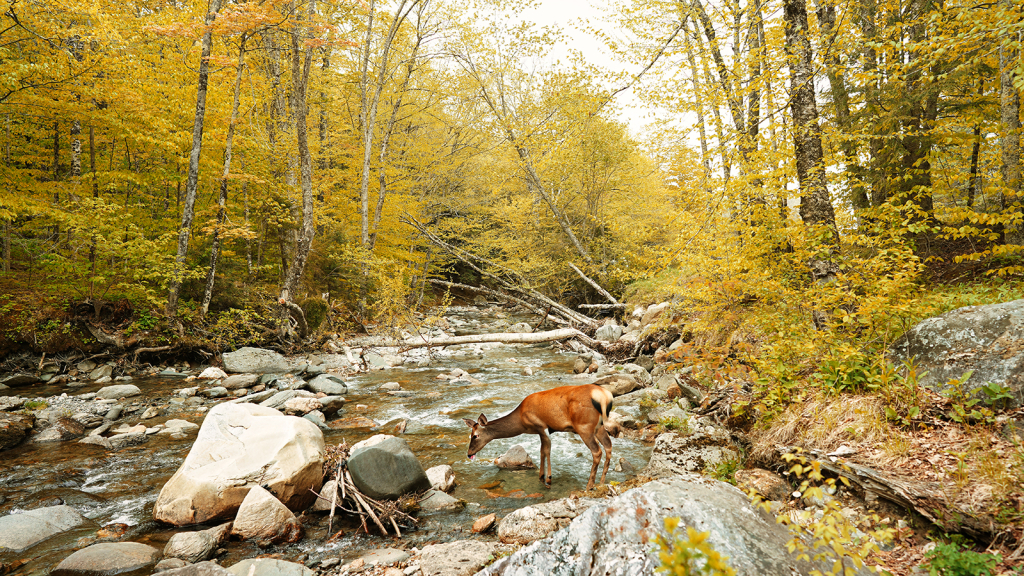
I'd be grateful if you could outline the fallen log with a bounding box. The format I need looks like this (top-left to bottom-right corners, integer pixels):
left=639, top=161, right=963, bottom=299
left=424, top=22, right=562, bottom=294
left=778, top=445, right=1000, bottom=543
left=371, top=328, right=594, bottom=350
left=568, top=263, right=619, bottom=305
left=427, top=279, right=570, bottom=326
left=578, top=303, right=627, bottom=310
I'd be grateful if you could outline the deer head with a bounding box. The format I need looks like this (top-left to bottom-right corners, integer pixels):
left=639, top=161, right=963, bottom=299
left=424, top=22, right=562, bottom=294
left=462, top=414, right=490, bottom=460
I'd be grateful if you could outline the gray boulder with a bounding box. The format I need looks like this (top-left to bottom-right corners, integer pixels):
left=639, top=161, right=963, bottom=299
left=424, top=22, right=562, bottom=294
left=33, top=417, right=85, bottom=442
left=0, top=412, right=34, bottom=450
left=594, top=374, right=639, bottom=396
left=497, top=498, right=602, bottom=544
left=420, top=540, right=498, bottom=576
left=259, top=389, right=315, bottom=410
left=426, top=465, right=456, bottom=492
left=157, top=561, right=235, bottom=576
left=622, top=363, right=653, bottom=387
left=358, top=548, right=411, bottom=566
left=227, top=559, right=315, bottom=576
left=163, top=522, right=230, bottom=563
left=595, top=324, right=623, bottom=343
left=347, top=436, right=431, bottom=500
left=478, top=476, right=848, bottom=576
left=640, top=302, right=670, bottom=326
left=0, top=505, right=91, bottom=552
left=643, top=430, right=740, bottom=478
left=306, top=374, right=347, bottom=395
left=509, top=322, right=533, bottom=333
left=494, top=444, right=536, bottom=469
left=222, top=347, right=289, bottom=373
left=889, top=299, right=1024, bottom=406
left=420, top=489, right=462, bottom=511
left=95, top=384, right=141, bottom=400
left=230, top=485, right=302, bottom=544
left=89, top=364, right=113, bottom=381
left=318, top=395, right=346, bottom=416
left=221, top=374, right=258, bottom=390
left=0, top=373, right=39, bottom=387
left=310, top=479, right=339, bottom=512
left=50, top=542, right=161, bottom=576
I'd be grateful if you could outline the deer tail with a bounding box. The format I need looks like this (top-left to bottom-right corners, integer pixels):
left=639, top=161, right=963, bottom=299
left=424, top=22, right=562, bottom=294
left=590, top=386, right=618, bottom=436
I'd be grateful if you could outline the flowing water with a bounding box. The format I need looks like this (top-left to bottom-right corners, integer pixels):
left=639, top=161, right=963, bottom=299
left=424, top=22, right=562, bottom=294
left=0, top=306, right=651, bottom=573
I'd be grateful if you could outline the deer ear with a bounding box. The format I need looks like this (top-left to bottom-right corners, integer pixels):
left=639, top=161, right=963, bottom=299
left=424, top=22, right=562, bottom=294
left=477, top=414, right=488, bottom=426
left=462, top=418, right=476, bottom=429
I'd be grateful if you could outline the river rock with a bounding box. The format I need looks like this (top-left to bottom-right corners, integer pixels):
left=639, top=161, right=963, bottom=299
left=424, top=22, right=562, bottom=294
left=347, top=436, right=431, bottom=500
left=283, top=397, right=322, bottom=415
left=303, top=411, right=330, bottom=431
left=227, top=559, right=315, bottom=576
left=509, top=322, right=533, bottom=333
left=0, top=412, right=34, bottom=450
left=494, top=444, right=536, bottom=469
left=643, top=430, right=740, bottom=478
left=380, top=381, right=402, bottom=391
left=163, top=522, right=230, bottom=563
left=640, top=302, right=670, bottom=326
left=310, top=479, right=339, bottom=511
left=735, top=468, right=791, bottom=502
left=198, top=367, right=228, bottom=379
left=359, top=548, right=410, bottom=566
left=89, top=365, right=113, bottom=381
left=33, top=417, right=85, bottom=442
left=478, top=475, right=844, bottom=576
left=95, top=384, right=141, bottom=400
left=159, top=419, right=200, bottom=435
left=201, top=386, right=228, bottom=398
left=364, top=350, right=404, bottom=368
left=259, top=389, right=315, bottom=410
left=426, top=465, right=456, bottom=492
left=496, top=497, right=602, bottom=544
left=329, top=416, right=379, bottom=429
left=622, top=363, right=653, bottom=387
left=594, top=374, right=639, bottom=396
left=473, top=295, right=488, bottom=305
left=221, top=374, right=258, bottom=390
left=230, top=485, right=303, bottom=544
left=654, top=374, right=680, bottom=392
left=222, top=347, right=289, bottom=373
left=318, top=395, right=346, bottom=416
left=420, top=489, right=462, bottom=511
left=595, top=324, right=622, bottom=343
left=153, top=403, right=325, bottom=525
left=306, top=374, right=347, bottom=395
left=158, top=561, right=235, bottom=576
left=420, top=540, right=498, bottom=576
left=472, top=513, right=497, bottom=533
left=0, top=373, right=39, bottom=387
left=889, top=299, right=1024, bottom=406
left=50, top=542, right=161, bottom=576
left=0, top=505, right=91, bottom=552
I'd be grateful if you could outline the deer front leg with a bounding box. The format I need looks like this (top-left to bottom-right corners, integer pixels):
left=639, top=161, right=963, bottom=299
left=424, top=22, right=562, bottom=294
left=580, top=429, right=602, bottom=490
left=538, top=430, right=552, bottom=487
left=597, top=426, right=613, bottom=484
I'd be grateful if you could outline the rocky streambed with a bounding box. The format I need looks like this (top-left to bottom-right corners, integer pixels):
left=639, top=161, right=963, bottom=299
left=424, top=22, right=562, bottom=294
left=0, top=306, right=672, bottom=575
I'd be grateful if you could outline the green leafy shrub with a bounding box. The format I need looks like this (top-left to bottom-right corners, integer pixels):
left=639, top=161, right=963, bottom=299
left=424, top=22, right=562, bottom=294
left=705, top=458, right=741, bottom=485
left=922, top=541, right=1001, bottom=576
left=300, top=297, right=330, bottom=333
left=655, top=518, right=737, bottom=576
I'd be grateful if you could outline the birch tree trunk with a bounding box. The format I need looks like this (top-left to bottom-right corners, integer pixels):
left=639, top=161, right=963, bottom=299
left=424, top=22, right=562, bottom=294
left=201, top=34, right=247, bottom=315
left=783, top=0, right=838, bottom=242
left=167, top=0, right=223, bottom=316
left=1000, top=35, right=1021, bottom=229
left=279, top=0, right=317, bottom=337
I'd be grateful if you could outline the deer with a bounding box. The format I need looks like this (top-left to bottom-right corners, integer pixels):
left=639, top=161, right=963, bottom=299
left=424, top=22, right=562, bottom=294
left=462, top=384, right=619, bottom=490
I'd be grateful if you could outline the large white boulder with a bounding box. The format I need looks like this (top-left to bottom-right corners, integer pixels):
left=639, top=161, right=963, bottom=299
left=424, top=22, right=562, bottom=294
left=153, top=403, right=325, bottom=525
left=222, top=347, right=289, bottom=373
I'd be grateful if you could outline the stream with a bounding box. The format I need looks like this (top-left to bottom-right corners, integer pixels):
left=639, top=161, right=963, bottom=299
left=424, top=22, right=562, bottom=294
left=0, top=306, right=651, bottom=574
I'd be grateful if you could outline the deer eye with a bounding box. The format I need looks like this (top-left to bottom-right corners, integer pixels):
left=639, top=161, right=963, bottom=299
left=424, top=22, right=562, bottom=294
left=471, top=435, right=478, bottom=440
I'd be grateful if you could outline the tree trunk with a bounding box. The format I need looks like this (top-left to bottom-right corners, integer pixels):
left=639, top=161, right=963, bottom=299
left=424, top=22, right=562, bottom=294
left=783, top=0, right=838, bottom=242
left=1000, top=35, right=1021, bottom=232
left=201, top=35, right=247, bottom=315
left=167, top=0, right=223, bottom=316
left=279, top=0, right=318, bottom=338
left=3, top=114, right=9, bottom=273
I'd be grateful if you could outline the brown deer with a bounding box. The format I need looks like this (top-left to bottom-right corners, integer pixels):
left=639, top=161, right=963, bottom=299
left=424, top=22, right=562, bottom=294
left=462, top=384, right=618, bottom=490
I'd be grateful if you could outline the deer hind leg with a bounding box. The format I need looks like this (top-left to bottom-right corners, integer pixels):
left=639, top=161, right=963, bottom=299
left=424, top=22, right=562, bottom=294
left=597, top=425, right=613, bottom=484
left=538, top=430, right=552, bottom=487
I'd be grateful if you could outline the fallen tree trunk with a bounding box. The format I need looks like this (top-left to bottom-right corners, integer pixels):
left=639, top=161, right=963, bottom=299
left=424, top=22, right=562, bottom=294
left=568, top=263, right=619, bottom=305
left=367, top=328, right=595, bottom=350
left=778, top=445, right=999, bottom=543
left=427, top=279, right=570, bottom=326
left=578, top=303, right=627, bottom=310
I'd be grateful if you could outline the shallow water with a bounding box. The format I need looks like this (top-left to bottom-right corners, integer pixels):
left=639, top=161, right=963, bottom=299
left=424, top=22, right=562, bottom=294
left=0, top=307, right=650, bottom=573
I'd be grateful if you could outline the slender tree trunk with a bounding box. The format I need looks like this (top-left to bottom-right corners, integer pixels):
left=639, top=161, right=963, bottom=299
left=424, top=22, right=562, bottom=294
left=860, top=0, right=885, bottom=208
left=88, top=125, right=98, bottom=280
left=691, top=22, right=732, bottom=184
left=279, top=0, right=318, bottom=338
left=201, top=35, right=247, bottom=315
left=1000, top=36, right=1021, bottom=235
left=243, top=153, right=252, bottom=275
left=783, top=0, right=838, bottom=242
left=167, top=0, right=223, bottom=316
left=3, top=114, right=10, bottom=273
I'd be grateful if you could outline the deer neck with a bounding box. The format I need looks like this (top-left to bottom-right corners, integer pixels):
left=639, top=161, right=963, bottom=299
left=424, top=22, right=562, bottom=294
left=483, top=408, right=526, bottom=441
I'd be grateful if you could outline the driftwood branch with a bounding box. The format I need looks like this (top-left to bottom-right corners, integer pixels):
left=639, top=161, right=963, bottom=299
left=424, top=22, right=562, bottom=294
left=371, top=328, right=590, bottom=350
left=402, top=215, right=597, bottom=328
left=279, top=299, right=309, bottom=339
left=578, top=303, right=627, bottom=310
left=568, top=263, right=619, bottom=305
